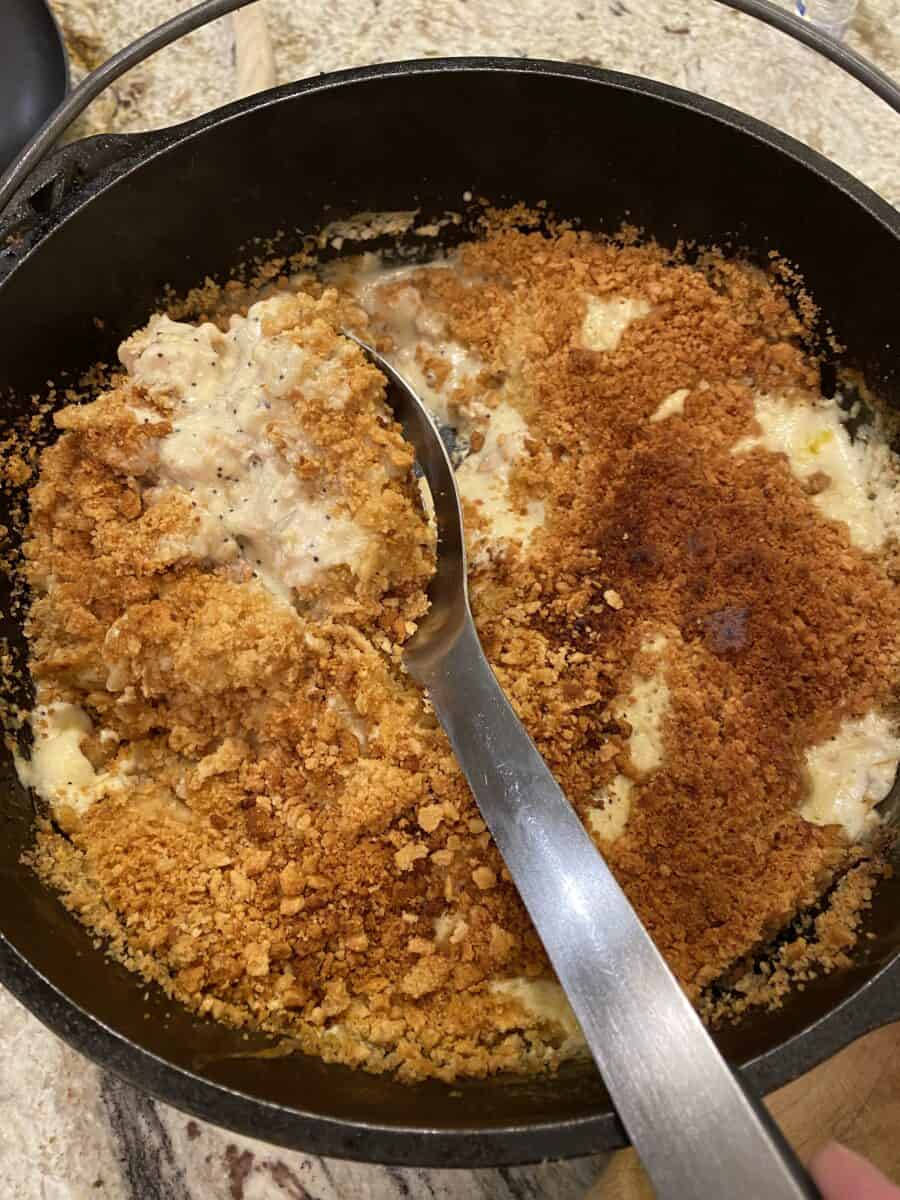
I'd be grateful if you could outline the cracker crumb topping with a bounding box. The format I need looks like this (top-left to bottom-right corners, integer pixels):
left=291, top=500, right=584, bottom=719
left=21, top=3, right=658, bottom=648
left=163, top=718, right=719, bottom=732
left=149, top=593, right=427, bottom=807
left=16, top=225, right=900, bottom=1082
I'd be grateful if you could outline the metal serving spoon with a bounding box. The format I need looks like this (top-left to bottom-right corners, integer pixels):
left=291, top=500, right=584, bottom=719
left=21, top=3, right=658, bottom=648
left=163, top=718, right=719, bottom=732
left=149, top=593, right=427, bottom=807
left=348, top=333, right=821, bottom=1200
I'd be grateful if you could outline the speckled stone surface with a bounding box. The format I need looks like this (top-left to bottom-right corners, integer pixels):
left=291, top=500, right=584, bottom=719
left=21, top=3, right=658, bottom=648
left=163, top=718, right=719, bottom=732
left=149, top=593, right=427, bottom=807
left=1, top=982, right=604, bottom=1197
left=4, top=2, right=900, bottom=1197
left=48, top=0, right=900, bottom=205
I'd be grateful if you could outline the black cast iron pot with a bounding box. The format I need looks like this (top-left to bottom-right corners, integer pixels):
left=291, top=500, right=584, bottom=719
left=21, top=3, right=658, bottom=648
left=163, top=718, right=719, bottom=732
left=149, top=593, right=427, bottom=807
left=1, top=58, right=899, bottom=1168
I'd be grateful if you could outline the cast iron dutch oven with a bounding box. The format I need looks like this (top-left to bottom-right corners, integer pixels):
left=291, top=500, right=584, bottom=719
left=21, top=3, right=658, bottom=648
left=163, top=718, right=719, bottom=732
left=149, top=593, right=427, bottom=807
left=1, top=28, right=899, bottom=1169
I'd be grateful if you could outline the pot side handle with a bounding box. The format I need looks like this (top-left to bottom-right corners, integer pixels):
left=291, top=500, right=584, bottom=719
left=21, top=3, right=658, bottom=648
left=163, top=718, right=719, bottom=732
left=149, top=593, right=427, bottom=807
left=0, top=0, right=255, bottom=224
left=0, top=131, right=164, bottom=283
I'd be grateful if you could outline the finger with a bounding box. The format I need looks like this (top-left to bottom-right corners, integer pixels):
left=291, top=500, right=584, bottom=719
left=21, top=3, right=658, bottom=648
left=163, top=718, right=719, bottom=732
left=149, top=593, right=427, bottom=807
left=810, top=1141, right=900, bottom=1200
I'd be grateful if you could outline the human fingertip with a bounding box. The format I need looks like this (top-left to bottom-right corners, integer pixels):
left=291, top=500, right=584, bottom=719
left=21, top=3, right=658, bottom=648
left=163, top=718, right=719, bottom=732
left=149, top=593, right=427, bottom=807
left=810, top=1141, right=900, bottom=1200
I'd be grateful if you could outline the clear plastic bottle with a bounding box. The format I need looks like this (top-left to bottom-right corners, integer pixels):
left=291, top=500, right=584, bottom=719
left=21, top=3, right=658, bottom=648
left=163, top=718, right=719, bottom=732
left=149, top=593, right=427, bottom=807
left=794, top=0, right=858, bottom=40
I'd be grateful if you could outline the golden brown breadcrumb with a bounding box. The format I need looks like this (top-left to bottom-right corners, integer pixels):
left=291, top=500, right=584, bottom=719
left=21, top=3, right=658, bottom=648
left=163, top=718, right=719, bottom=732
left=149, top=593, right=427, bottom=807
left=19, top=227, right=900, bottom=1082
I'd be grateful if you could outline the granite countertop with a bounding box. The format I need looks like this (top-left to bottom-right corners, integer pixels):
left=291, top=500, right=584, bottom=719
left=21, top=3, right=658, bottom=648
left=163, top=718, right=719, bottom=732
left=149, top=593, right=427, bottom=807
left=5, top=2, right=900, bottom=1197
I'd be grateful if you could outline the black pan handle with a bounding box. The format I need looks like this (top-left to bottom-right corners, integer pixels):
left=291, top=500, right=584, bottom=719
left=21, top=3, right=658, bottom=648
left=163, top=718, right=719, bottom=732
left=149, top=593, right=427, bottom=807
left=0, top=0, right=898, bottom=232
left=0, top=129, right=164, bottom=279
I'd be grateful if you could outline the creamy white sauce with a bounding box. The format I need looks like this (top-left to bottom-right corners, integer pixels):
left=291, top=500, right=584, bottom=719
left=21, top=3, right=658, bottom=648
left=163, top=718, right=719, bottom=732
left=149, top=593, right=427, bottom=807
left=491, top=977, right=581, bottom=1040
left=733, top=393, right=900, bottom=552
left=580, top=295, right=652, bottom=353
left=456, top=402, right=545, bottom=559
left=802, top=711, right=900, bottom=841
left=650, top=388, right=690, bottom=423
left=434, top=910, right=468, bottom=945
left=328, top=694, right=369, bottom=747
left=121, top=297, right=372, bottom=602
left=352, top=260, right=544, bottom=558
left=351, top=259, right=479, bottom=427
left=15, top=703, right=130, bottom=816
left=615, top=638, right=670, bottom=775
left=586, top=637, right=670, bottom=841
left=587, top=773, right=633, bottom=842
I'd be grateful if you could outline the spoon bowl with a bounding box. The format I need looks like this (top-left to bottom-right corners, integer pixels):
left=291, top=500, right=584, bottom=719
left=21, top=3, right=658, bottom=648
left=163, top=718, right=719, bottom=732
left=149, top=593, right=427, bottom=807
left=343, top=332, right=469, bottom=664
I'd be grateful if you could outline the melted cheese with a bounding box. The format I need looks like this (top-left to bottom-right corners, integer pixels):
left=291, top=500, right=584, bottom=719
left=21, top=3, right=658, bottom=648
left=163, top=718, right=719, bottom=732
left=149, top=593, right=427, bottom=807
left=733, top=393, right=900, bottom=552
left=434, top=910, right=469, bottom=945
left=587, top=773, right=633, bottom=842
left=121, top=297, right=372, bottom=602
left=581, top=295, right=652, bottom=353
left=615, top=643, right=670, bottom=774
left=15, top=703, right=129, bottom=817
left=456, top=402, right=545, bottom=559
left=802, top=711, right=900, bottom=841
left=492, top=977, right=581, bottom=1040
left=650, top=388, right=690, bottom=423
left=586, top=638, right=670, bottom=842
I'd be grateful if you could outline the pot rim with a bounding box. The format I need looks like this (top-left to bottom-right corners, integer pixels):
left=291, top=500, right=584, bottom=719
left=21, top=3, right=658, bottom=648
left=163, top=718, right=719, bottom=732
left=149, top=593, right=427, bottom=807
left=2, top=56, right=898, bottom=1168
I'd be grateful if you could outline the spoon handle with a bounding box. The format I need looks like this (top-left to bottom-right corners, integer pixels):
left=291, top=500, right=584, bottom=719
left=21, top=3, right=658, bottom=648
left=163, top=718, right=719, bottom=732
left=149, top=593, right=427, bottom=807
left=421, top=618, right=820, bottom=1200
